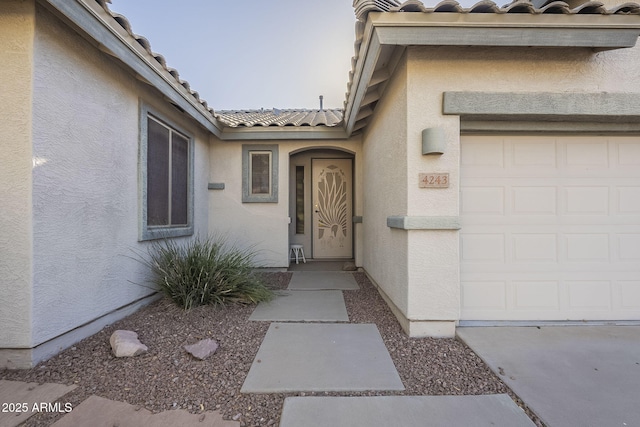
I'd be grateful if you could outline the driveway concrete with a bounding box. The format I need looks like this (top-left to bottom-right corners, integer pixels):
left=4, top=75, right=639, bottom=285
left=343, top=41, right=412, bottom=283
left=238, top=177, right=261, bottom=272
left=457, top=326, right=640, bottom=427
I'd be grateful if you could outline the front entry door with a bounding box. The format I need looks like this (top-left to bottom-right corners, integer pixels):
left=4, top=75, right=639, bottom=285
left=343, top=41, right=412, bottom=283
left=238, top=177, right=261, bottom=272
left=312, top=158, right=352, bottom=258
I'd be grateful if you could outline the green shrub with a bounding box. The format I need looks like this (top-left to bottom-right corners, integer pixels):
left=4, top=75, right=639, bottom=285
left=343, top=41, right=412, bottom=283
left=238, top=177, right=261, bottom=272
left=142, top=236, right=273, bottom=309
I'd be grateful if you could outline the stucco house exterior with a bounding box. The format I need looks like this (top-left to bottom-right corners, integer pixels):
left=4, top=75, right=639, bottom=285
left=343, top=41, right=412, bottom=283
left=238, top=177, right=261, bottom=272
left=1, top=0, right=639, bottom=368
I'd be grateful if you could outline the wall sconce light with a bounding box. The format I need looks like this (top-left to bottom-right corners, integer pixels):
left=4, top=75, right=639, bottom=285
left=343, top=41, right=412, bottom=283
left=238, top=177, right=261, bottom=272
left=422, top=127, right=445, bottom=155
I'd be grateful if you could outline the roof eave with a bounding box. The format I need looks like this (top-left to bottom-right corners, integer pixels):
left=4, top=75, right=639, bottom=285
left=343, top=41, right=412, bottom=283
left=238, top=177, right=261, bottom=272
left=343, top=12, right=640, bottom=136
left=372, top=12, right=640, bottom=48
left=40, top=0, right=224, bottom=137
left=218, top=126, right=350, bottom=141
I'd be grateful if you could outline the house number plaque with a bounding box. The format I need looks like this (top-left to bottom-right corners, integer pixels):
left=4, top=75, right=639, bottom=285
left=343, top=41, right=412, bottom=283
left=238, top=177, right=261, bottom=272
left=419, top=173, right=449, bottom=188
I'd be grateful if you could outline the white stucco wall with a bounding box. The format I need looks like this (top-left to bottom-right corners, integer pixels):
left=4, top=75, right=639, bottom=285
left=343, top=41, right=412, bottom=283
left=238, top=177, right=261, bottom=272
left=0, top=0, right=35, bottom=350
left=400, top=42, right=640, bottom=331
left=27, top=6, right=210, bottom=348
left=361, top=55, right=410, bottom=315
left=209, top=139, right=362, bottom=267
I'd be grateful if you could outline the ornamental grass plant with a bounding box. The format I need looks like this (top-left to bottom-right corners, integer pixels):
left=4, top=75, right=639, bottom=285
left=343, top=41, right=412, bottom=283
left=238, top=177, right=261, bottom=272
left=143, top=236, right=273, bottom=310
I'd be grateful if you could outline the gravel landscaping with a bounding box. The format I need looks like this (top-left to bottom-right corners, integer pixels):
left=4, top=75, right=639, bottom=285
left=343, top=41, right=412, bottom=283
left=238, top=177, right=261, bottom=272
left=1, top=272, right=544, bottom=426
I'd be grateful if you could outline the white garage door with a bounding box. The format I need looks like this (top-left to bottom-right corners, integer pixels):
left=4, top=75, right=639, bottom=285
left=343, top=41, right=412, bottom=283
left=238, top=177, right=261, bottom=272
left=460, top=135, right=640, bottom=321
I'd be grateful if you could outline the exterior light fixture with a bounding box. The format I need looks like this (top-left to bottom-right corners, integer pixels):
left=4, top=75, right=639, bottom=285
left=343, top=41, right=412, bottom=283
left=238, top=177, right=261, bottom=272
left=422, top=127, right=445, bottom=155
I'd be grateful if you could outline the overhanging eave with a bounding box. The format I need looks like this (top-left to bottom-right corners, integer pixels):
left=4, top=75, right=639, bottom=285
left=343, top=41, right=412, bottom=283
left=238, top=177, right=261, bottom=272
left=218, top=127, right=350, bottom=141
left=343, top=12, right=640, bottom=137
left=371, top=13, right=640, bottom=49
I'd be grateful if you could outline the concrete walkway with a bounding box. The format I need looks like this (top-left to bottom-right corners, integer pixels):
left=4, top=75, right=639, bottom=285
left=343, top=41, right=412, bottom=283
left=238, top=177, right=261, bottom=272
left=242, top=271, right=534, bottom=426
left=249, top=290, right=349, bottom=322
left=287, top=271, right=359, bottom=290
left=280, top=395, right=535, bottom=427
left=458, top=326, right=640, bottom=427
left=241, top=323, right=404, bottom=393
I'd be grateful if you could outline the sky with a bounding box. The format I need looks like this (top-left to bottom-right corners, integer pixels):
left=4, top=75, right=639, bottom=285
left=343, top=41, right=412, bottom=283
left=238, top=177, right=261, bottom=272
left=109, top=0, right=358, bottom=111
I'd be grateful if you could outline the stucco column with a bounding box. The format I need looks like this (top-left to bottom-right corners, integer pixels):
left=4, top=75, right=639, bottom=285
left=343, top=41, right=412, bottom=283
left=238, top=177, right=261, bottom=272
left=402, top=50, right=462, bottom=336
left=400, top=119, right=461, bottom=337
left=0, top=0, right=35, bottom=366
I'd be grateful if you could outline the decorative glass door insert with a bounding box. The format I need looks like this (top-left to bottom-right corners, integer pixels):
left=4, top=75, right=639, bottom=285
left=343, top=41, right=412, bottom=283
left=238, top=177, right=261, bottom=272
left=311, top=158, right=352, bottom=258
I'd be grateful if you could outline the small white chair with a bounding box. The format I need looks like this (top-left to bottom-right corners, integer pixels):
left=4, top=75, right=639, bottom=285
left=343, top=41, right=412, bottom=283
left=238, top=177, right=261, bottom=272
left=290, top=244, right=306, bottom=264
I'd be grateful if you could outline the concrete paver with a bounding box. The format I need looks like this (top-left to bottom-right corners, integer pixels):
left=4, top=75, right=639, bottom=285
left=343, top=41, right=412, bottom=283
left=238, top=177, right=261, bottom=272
left=52, top=395, right=238, bottom=427
left=249, top=290, right=348, bottom=322
left=0, top=380, right=76, bottom=427
left=241, top=323, right=404, bottom=393
left=279, top=394, right=535, bottom=427
left=287, top=261, right=348, bottom=272
left=287, top=272, right=359, bottom=290
left=457, top=326, right=640, bottom=427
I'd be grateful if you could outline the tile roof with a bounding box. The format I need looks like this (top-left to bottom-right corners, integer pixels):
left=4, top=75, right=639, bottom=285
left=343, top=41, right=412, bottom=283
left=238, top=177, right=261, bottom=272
left=214, top=109, right=344, bottom=128
left=353, top=0, right=640, bottom=20
left=93, top=0, right=344, bottom=131
left=93, top=0, right=216, bottom=119
left=93, top=0, right=640, bottom=134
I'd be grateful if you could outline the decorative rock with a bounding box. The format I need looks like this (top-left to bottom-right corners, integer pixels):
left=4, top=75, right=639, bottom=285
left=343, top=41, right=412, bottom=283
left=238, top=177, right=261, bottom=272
left=184, top=339, right=219, bottom=360
left=342, top=261, right=357, bottom=271
left=110, top=330, right=148, bottom=358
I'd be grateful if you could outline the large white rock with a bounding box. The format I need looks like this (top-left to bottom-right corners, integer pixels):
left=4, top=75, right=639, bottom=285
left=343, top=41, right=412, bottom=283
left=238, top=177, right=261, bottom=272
left=109, top=330, right=148, bottom=358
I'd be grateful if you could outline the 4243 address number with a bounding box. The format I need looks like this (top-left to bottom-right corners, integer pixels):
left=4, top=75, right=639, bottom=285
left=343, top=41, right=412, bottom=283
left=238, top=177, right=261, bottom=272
left=419, top=173, right=449, bottom=188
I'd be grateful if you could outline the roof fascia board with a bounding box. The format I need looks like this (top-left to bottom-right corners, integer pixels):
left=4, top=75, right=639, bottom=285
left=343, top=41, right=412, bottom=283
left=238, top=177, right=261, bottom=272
left=345, top=17, right=383, bottom=136
left=219, top=127, right=349, bottom=141
left=41, top=0, right=223, bottom=136
left=443, top=92, right=640, bottom=121
left=369, top=12, right=640, bottom=30
left=371, top=13, right=640, bottom=48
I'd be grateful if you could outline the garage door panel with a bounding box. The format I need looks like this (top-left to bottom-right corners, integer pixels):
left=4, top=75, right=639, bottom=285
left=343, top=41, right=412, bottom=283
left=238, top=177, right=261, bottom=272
left=564, top=187, right=609, bottom=215
left=567, top=281, right=612, bottom=309
left=462, top=229, right=637, bottom=263
left=462, top=282, right=506, bottom=310
left=618, top=187, right=640, bottom=213
left=461, top=135, right=640, bottom=321
left=512, top=140, right=557, bottom=167
left=512, top=234, right=557, bottom=262
left=564, top=140, right=609, bottom=167
left=618, top=234, right=640, bottom=260
left=461, top=234, right=504, bottom=262
left=617, top=141, right=640, bottom=165
left=565, top=234, right=609, bottom=261
left=461, top=138, right=504, bottom=167
left=463, top=281, right=640, bottom=320
left=461, top=187, right=505, bottom=215
left=513, top=187, right=557, bottom=215
left=619, top=282, right=640, bottom=309
left=514, top=281, right=560, bottom=310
